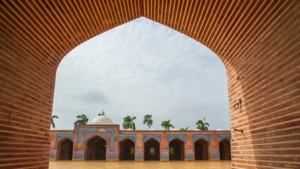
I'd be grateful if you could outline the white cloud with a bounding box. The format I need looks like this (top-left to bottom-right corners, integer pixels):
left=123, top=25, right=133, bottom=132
left=52, top=17, right=230, bottom=130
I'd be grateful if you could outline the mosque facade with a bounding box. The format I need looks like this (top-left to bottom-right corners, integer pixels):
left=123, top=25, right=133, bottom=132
left=50, top=114, right=231, bottom=161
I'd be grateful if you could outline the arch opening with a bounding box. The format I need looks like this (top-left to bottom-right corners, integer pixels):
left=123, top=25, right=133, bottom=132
left=169, top=138, right=185, bottom=161
left=144, top=138, right=160, bottom=161
left=56, top=138, right=73, bottom=160
left=219, top=138, right=231, bottom=160
left=194, top=139, right=209, bottom=160
left=119, top=138, right=135, bottom=161
left=86, top=136, right=106, bottom=160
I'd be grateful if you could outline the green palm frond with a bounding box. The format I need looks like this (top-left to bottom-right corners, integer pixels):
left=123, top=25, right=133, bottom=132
left=51, top=115, right=58, bottom=128
left=52, top=115, right=59, bottom=119
left=143, top=114, right=153, bottom=129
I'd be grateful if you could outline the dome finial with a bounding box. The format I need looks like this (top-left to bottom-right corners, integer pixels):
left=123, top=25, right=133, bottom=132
left=102, top=110, right=105, bottom=115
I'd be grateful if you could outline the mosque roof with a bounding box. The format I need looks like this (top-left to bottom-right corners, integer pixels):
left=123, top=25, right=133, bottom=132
left=90, top=111, right=114, bottom=124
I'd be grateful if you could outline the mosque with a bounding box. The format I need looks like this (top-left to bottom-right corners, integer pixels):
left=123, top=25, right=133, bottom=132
left=50, top=112, right=231, bottom=161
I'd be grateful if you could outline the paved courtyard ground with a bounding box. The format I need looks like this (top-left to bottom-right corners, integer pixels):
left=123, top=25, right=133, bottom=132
left=49, top=161, right=232, bottom=169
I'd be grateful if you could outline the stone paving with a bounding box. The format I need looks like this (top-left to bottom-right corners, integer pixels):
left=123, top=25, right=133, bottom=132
left=49, top=161, right=232, bottom=169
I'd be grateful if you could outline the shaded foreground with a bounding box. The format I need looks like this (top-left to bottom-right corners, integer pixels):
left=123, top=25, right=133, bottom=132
left=49, top=161, right=231, bottom=169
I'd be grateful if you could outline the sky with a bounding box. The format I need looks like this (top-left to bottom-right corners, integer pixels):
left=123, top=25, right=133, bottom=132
left=52, top=17, right=230, bottom=131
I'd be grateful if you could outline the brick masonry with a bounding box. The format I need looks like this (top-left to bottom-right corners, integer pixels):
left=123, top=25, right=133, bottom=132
left=1, top=0, right=299, bottom=168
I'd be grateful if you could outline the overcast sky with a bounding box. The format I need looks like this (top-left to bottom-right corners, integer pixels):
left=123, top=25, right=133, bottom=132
left=52, top=17, right=230, bottom=131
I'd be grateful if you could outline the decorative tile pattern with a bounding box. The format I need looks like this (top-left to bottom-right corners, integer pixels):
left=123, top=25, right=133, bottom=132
left=49, top=151, right=55, bottom=159
left=143, top=134, right=161, bottom=142
left=168, top=135, right=186, bottom=142
left=186, top=152, right=194, bottom=159
left=107, top=152, right=118, bottom=159
left=56, top=134, right=74, bottom=142
left=78, top=128, right=96, bottom=143
left=161, top=152, right=169, bottom=159
left=135, top=152, right=143, bottom=159
left=212, top=151, right=219, bottom=159
left=218, top=134, right=231, bottom=142
left=84, top=133, right=108, bottom=143
left=118, top=134, right=136, bottom=142
left=74, top=151, right=84, bottom=159
left=56, top=134, right=75, bottom=149
left=106, top=128, right=115, bottom=150
left=193, top=135, right=212, bottom=142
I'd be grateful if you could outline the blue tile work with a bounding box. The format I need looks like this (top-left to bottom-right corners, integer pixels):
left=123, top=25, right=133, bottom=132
left=106, top=128, right=115, bottom=150
left=49, top=151, right=55, bottom=159
left=193, top=135, right=212, bottom=142
left=118, top=134, right=136, bottom=142
left=74, top=151, right=84, bottom=159
left=84, top=133, right=108, bottom=143
left=168, top=135, right=186, bottom=142
left=218, top=134, right=231, bottom=142
left=78, top=128, right=96, bottom=143
left=135, top=152, right=143, bottom=159
left=212, top=151, right=219, bottom=159
left=161, top=152, right=168, bottom=159
left=142, top=134, right=161, bottom=142
left=56, top=134, right=75, bottom=149
left=107, top=152, right=118, bottom=159
left=186, top=152, right=194, bottom=159
left=56, top=134, right=74, bottom=142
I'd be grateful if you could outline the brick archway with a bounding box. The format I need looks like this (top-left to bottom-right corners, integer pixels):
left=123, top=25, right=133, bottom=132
left=1, top=0, right=299, bottom=168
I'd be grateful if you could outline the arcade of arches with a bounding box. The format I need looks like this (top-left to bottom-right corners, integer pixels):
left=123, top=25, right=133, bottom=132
left=220, top=139, right=231, bottom=161
left=144, top=138, right=160, bottom=161
left=119, top=139, right=135, bottom=161
left=86, top=136, right=106, bottom=160
left=195, top=139, right=210, bottom=160
left=1, top=0, right=299, bottom=168
left=169, top=139, right=185, bottom=161
left=56, top=138, right=73, bottom=160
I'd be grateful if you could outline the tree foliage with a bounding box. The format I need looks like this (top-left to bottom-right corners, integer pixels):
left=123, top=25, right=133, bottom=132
left=180, top=127, right=189, bottom=131
left=161, top=119, right=174, bottom=131
left=143, top=114, right=153, bottom=129
left=51, top=115, right=59, bottom=128
left=74, top=114, right=89, bottom=124
left=123, top=116, right=136, bottom=130
left=196, top=117, right=209, bottom=130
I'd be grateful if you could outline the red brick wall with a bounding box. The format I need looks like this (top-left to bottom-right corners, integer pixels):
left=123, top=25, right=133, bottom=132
left=0, top=0, right=299, bottom=168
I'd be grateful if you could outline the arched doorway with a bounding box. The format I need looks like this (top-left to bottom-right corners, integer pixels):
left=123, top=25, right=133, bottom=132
left=144, top=138, right=160, bottom=161
left=2, top=1, right=299, bottom=168
left=194, top=139, right=209, bottom=160
left=86, top=136, right=106, bottom=160
left=169, top=139, right=185, bottom=161
left=119, top=138, right=135, bottom=161
left=220, top=139, right=231, bottom=160
left=56, top=138, right=73, bottom=160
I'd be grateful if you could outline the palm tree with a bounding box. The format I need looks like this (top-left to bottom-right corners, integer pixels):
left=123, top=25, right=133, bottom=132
left=180, top=127, right=189, bottom=131
left=196, top=117, right=209, bottom=130
left=143, top=114, right=153, bottom=129
left=161, top=119, right=174, bottom=131
left=51, top=115, right=58, bottom=128
left=74, top=114, right=89, bottom=124
left=123, top=116, right=136, bottom=130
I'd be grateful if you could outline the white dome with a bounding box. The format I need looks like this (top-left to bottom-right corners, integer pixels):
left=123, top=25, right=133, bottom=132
left=149, top=128, right=156, bottom=130
left=91, top=115, right=114, bottom=124
left=216, top=129, right=222, bottom=130
left=171, top=129, right=178, bottom=130
left=125, top=128, right=133, bottom=130
left=194, top=129, right=201, bottom=131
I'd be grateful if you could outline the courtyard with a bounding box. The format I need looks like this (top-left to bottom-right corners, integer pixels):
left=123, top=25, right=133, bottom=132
left=49, top=161, right=231, bottom=169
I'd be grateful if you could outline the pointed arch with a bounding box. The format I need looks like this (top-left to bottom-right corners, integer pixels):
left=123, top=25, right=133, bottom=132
left=56, top=137, right=73, bottom=160
left=144, top=137, right=161, bottom=161
left=194, top=137, right=211, bottom=160
left=119, top=138, right=135, bottom=161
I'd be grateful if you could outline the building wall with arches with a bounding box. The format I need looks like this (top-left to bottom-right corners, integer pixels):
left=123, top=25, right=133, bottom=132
left=50, top=124, right=230, bottom=162
left=2, top=0, right=299, bottom=168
